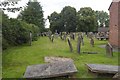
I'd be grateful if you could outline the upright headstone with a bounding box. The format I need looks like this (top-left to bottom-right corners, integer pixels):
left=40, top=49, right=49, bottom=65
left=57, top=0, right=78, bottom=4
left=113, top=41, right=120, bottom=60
left=77, top=35, right=81, bottom=54
left=51, top=35, right=54, bottom=43
left=29, top=31, right=32, bottom=46
left=63, top=34, right=67, bottom=41
left=48, top=30, right=52, bottom=40
left=67, top=38, right=73, bottom=52
left=90, top=38, right=94, bottom=47
left=105, top=43, right=113, bottom=57
left=81, top=34, right=84, bottom=46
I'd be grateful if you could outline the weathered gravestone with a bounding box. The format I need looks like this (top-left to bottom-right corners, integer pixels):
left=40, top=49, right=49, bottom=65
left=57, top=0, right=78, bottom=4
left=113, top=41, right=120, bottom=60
left=44, top=57, right=73, bottom=63
left=29, top=31, right=32, bottom=46
left=90, top=38, right=94, bottom=47
left=63, top=33, right=67, bottom=41
left=70, top=33, right=75, bottom=40
left=77, top=35, right=81, bottom=54
left=113, top=73, right=120, bottom=79
left=105, top=43, right=113, bottom=57
left=51, top=35, right=54, bottom=43
left=81, top=34, right=84, bottom=46
left=67, top=38, right=73, bottom=52
left=23, top=62, right=78, bottom=78
left=59, top=32, right=63, bottom=40
left=86, top=64, right=119, bottom=78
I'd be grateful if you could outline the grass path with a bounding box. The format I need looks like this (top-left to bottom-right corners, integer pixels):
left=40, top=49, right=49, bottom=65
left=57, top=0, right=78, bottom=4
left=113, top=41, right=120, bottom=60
left=2, top=36, right=118, bottom=78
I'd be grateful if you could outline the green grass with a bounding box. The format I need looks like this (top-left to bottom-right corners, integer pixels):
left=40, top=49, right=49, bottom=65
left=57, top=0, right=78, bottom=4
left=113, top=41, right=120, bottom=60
left=2, top=36, right=118, bottom=78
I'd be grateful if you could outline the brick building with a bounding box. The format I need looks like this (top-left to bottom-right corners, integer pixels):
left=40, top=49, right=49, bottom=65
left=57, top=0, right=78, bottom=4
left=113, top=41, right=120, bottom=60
left=108, top=0, right=120, bottom=49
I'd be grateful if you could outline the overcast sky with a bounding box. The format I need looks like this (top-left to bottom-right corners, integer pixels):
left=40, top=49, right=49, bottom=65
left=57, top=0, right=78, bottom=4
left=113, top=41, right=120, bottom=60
left=2, top=0, right=113, bottom=28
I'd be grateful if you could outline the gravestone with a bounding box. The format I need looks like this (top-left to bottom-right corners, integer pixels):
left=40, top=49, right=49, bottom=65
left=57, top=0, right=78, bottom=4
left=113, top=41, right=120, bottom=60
left=86, top=64, right=119, bottom=74
left=44, top=57, right=73, bottom=63
left=48, top=30, right=52, bottom=40
left=67, top=38, right=73, bottom=52
left=51, top=35, right=54, bottom=42
left=24, top=62, right=78, bottom=78
left=29, top=32, right=32, bottom=46
left=63, top=34, right=67, bottom=41
left=105, top=43, right=113, bottom=57
left=113, top=73, right=120, bottom=79
left=77, top=35, right=81, bottom=54
left=59, top=32, right=63, bottom=40
left=70, top=33, right=75, bottom=40
left=90, top=38, right=94, bottom=47
left=81, top=34, right=84, bottom=46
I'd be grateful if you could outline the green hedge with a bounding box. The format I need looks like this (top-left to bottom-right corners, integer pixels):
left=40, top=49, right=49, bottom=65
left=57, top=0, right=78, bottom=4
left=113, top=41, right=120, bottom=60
left=2, top=16, right=39, bottom=50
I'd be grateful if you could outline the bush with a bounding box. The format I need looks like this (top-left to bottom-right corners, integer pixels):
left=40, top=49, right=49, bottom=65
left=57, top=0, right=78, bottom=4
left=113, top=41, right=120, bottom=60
left=2, top=14, right=39, bottom=50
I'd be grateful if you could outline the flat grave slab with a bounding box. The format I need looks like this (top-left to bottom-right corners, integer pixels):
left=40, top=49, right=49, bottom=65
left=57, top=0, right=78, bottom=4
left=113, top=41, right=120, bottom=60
left=24, top=61, right=77, bottom=78
left=44, top=56, right=73, bottom=63
left=86, top=64, right=119, bottom=74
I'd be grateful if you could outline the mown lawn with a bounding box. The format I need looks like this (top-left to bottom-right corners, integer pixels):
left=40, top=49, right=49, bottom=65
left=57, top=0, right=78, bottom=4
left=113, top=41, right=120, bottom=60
left=2, top=36, right=118, bottom=78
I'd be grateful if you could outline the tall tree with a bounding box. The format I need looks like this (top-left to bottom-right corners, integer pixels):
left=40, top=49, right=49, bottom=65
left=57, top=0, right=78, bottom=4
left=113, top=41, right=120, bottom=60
left=77, top=7, right=97, bottom=32
left=18, top=1, right=45, bottom=32
left=95, top=11, right=109, bottom=27
left=48, top=12, right=64, bottom=33
left=61, top=6, right=77, bottom=32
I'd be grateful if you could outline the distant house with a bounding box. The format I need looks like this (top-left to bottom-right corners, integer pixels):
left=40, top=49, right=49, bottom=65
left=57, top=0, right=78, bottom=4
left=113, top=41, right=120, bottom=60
left=108, top=0, right=120, bottom=49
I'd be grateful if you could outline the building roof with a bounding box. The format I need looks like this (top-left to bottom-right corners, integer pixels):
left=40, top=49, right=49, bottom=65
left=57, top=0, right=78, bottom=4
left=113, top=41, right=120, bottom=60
left=108, top=0, right=120, bottom=10
left=98, top=27, right=109, bottom=32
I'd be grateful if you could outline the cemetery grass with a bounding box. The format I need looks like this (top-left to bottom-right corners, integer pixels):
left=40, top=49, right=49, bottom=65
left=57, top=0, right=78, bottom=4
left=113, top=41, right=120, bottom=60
left=3, top=36, right=118, bottom=78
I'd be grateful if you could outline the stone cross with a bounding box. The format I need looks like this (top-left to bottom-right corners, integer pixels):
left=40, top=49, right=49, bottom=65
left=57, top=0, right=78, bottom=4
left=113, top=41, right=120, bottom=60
left=77, top=35, right=81, bottom=54
left=105, top=43, right=113, bottom=57
left=67, top=37, right=73, bottom=52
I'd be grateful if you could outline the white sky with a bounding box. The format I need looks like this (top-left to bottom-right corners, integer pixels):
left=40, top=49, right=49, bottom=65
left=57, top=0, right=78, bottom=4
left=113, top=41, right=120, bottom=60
left=2, top=0, right=112, bottom=28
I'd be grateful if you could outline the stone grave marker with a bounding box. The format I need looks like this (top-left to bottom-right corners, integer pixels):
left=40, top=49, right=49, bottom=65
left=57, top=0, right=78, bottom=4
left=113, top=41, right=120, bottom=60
left=86, top=64, right=119, bottom=77
left=63, top=34, right=67, bottom=41
left=67, top=38, right=73, bottom=52
left=81, top=34, right=84, bottom=46
left=51, top=35, right=54, bottom=43
left=113, top=73, right=120, bottom=79
left=24, top=61, right=78, bottom=78
left=105, top=43, right=113, bottom=57
left=29, top=31, right=32, bottom=46
left=90, top=38, right=94, bottom=47
left=77, top=35, right=81, bottom=54
left=44, top=57, right=73, bottom=63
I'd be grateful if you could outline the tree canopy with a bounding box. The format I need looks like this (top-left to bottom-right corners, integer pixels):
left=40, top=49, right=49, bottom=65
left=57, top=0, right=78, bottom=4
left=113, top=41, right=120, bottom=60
left=95, top=11, right=109, bottom=27
left=18, top=1, right=45, bottom=32
left=77, top=7, right=97, bottom=32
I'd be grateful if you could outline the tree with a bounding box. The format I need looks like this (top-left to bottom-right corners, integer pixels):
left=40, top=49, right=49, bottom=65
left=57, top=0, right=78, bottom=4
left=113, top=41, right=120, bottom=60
left=77, top=7, right=97, bottom=32
left=18, top=1, right=45, bottom=32
left=0, top=1, right=22, bottom=13
left=61, top=6, right=77, bottom=32
left=48, top=11, right=64, bottom=33
left=95, top=11, right=109, bottom=27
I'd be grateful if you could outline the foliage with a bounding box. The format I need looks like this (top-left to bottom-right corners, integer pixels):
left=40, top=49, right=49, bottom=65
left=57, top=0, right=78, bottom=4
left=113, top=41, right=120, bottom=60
left=2, top=12, right=39, bottom=50
left=17, top=1, right=45, bottom=32
left=61, top=6, right=77, bottom=32
left=95, top=11, right=109, bottom=27
left=0, top=1, right=22, bottom=13
left=77, top=7, right=97, bottom=32
left=48, top=12, right=63, bottom=33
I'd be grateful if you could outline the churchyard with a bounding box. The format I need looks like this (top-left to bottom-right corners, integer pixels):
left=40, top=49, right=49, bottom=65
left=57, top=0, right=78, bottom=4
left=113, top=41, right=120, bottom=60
left=2, top=34, right=118, bottom=78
